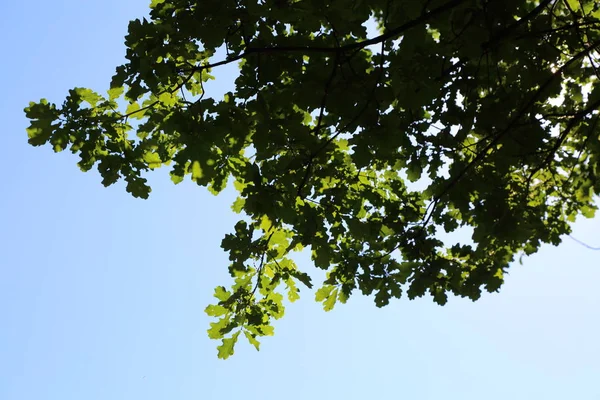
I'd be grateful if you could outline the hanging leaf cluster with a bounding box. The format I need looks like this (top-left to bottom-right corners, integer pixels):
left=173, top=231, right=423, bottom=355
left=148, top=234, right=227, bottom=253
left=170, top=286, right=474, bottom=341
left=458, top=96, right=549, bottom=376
left=25, top=0, right=600, bottom=358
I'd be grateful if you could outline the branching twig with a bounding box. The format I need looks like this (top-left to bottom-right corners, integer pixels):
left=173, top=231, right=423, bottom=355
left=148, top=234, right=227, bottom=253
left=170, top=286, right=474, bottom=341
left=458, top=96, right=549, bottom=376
left=483, top=0, right=555, bottom=49
left=568, top=234, right=600, bottom=250
left=422, top=38, right=600, bottom=228
left=181, top=0, right=466, bottom=75
left=250, top=230, right=276, bottom=298
left=524, top=97, right=600, bottom=197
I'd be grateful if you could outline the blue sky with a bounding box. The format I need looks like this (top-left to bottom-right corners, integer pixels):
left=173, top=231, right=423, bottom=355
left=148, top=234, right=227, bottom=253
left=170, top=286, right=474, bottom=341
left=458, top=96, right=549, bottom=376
left=1, top=1, right=599, bottom=399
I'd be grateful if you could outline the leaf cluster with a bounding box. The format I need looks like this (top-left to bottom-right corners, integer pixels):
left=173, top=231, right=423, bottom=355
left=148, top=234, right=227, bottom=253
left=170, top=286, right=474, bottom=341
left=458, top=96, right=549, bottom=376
left=25, top=0, right=600, bottom=358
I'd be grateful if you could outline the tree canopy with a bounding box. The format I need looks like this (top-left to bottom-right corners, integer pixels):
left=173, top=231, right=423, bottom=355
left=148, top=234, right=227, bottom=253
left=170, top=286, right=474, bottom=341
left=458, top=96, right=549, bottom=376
left=25, top=0, right=600, bottom=358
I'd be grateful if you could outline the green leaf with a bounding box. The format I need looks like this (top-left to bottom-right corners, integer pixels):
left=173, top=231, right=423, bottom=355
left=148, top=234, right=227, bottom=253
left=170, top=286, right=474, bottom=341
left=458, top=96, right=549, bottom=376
left=316, top=285, right=338, bottom=311
left=191, top=161, right=203, bottom=182
left=213, top=286, right=230, bottom=302
left=170, top=171, right=184, bottom=185
left=125, top=176, right=150, bottom=199
left=158, top=92, right=177, bottom=106
left=205, top=304, right=228, bottom=317
left=143, top=152, right=162, bottom=168
left=566, top=0, right=580, bottom=11
left=315, top=285, right=334, bottom=302
left=406, top=160, right=422, bottom=182
left=75, top=88, right=101, bottom=106
left=581, top=205, right=596, bottom=218
left=288, top=288, right=300, bottom=302
left=207, top=317, right=229, bottom=339
left=231, top=197, right=245, bottom=213
left=217, top=331, right=240, bottom=359
left=107, top=86, right=124, bottom=101
left=257, top=325, right=275, bottom=336
left=323, top=288, right=338, bottom=311
left=292, top=271, right=313, bottom=288
left=126, top=102, right=143, bottom=118
left=244, top=330, right=261, bottom=351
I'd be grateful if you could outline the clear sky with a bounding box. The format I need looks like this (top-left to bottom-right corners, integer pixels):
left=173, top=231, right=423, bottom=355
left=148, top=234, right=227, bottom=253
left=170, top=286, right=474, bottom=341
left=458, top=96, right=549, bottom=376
left=1, top=1, right=599, bottom=399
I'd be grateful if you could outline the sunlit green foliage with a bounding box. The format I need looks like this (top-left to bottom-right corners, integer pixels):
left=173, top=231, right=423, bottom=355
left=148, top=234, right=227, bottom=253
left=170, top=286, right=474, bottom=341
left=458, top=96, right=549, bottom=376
left=26, top=0, right=600, bottom=358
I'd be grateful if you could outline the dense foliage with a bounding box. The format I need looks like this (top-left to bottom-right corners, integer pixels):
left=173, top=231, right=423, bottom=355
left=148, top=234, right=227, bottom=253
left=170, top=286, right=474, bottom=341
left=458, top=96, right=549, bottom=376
left=25, top=0, right=600, bottom=358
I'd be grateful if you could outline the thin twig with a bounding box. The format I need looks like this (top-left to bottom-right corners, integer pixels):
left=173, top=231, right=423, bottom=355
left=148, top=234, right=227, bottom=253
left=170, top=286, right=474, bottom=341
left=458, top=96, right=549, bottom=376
left=568, top=234, right=600, bottom=250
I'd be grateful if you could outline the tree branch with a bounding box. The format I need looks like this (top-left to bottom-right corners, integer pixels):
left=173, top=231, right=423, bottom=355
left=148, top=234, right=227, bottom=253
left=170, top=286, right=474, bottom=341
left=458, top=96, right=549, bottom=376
left=184, top=0, right=466, bottom=75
